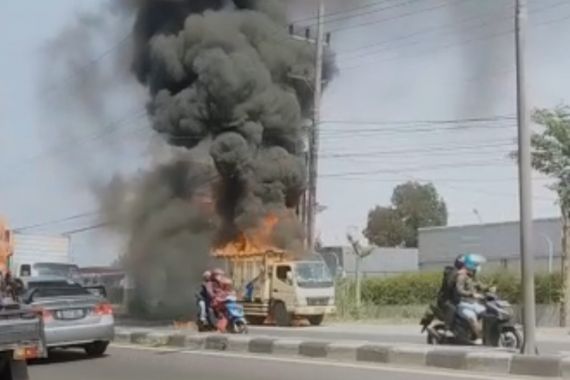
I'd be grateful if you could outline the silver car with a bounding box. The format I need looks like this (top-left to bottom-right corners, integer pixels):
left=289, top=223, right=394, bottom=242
left=22, top=276, right=114, bottom=356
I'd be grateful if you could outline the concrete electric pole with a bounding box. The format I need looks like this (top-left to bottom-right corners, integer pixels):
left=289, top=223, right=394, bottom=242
left=307, top=0, right=325, bottom=251
left=515, top=0, right=537, bottom=355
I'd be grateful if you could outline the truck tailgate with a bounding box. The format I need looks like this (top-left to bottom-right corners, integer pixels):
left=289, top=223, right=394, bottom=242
left=0, top=309, right=44, bottom=356
left=0, top=318, right=42, bottom=346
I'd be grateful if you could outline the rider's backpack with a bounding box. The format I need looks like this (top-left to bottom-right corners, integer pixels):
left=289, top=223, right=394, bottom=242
left=437, top=266, right=457, bottom=307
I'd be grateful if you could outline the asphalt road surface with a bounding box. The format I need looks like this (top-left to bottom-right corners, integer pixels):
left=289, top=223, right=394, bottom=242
left=246, top=324, right=570, bottom=355
left=30, top=345, right=534, bottom=380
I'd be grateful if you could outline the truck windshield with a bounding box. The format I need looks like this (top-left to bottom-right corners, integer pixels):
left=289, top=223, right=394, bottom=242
left=295, top=262, right=333, bottom=288
left=33, top=263, right=79, bottom=278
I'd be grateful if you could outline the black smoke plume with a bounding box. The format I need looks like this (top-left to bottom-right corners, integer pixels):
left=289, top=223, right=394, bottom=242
left=42, top=0, right=335, bottom=317
left=131, top=0, right=335, bottom=252
left=96, top=0, right=335, bottom=317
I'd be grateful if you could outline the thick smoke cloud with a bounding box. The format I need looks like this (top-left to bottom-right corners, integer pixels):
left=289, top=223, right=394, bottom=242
left=133, top=0, right=335, bottom=252
left=46, top=0, right=335, bottom=317
left=100, top=156, right=218, bottom=317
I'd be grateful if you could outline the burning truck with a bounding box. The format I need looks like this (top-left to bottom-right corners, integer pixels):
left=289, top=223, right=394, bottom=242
left=213, top=214, right=335, bottom=326
left=93, top=0, right=336, bottom=319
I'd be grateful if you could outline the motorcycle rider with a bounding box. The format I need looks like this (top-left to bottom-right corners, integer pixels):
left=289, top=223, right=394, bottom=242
left=432, top=254, right=466, bottom=325
left=211, top=268, right=225, bottom=288
left=455, top=254, right=487, bottom=343
left=196, top=270, right=214, bottom=325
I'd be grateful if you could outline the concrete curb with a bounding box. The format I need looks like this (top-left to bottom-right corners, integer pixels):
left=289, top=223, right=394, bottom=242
left=114, top=329, right=568, bottom=378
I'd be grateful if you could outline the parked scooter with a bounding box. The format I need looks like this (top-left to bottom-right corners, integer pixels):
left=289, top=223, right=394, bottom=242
left=197, top=295, right=247, bottom=334
left=214, top=294, right=248, bottom=334
left=421, top=292, right=522, bottom=349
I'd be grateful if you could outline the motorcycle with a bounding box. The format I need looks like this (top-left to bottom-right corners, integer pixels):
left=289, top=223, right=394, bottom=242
left=218, top=295, right=248, bottom=334
left=196, top=303, right=217, bottom=332
left=197, top=295, right=248, bottom=334
left=421, top=293, right=522, bottom=349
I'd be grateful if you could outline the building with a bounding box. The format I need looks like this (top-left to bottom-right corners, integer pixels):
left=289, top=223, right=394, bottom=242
left=418, top=217, right=562, bottom=273
left=319, top=246, right=418, bottom=278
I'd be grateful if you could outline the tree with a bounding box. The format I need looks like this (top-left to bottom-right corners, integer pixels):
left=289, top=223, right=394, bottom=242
left=529, top=106, right=570, bottom=326
left=363, top=207, right=405, bottom=247
left=363, top=181, right=448, bottom=248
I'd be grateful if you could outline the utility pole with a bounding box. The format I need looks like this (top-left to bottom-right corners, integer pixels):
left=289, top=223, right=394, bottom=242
left=307, top=0, right=325, bottom=251
left=347, top=232, right=373, bottom=313
left=515, top=0, right=537, bottom=355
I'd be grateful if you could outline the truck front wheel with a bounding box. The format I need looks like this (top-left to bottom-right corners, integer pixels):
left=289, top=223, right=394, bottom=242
left=308, top=315, right=324, bottom=326
left=272, top=302, right=291, bottom=327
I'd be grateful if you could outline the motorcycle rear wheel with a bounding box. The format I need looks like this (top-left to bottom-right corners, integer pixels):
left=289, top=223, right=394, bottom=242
left=427, top=323, right=446, bottom=345
left=498, top=327, right=522, bottom=350
left=232, top=321, right=248, bottom=334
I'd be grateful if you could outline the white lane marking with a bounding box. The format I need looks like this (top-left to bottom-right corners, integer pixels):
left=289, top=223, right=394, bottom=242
left=110, top=344, right=530, bottom=380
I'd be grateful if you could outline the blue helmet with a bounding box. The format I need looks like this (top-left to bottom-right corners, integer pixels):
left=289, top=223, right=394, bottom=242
left=463, top=253, right=486, bottom=272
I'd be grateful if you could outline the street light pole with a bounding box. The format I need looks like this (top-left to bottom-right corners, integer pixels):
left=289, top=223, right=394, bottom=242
left=515, top=0, right=537, bottom=355
left=307, top=0, right=325, bottom=251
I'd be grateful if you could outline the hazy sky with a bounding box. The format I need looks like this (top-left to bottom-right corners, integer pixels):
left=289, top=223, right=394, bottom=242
left=1, top=0, right=568, bottom=265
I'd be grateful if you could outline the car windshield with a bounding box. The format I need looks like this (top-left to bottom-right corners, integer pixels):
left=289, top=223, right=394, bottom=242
left=34, top=263, right=80, bottom=278
left=26, top=279, right=90, bottom=300
left=295, top=262, right=333, bottom=288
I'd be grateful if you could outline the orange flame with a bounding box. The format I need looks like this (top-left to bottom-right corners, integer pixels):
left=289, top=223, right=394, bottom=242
left=213, top=214, right=285, bottom=257
left=0, top=219, right=13, bottom=276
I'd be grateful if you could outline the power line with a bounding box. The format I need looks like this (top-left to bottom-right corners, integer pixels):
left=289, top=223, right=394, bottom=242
left=13, top=211, right=101, bottom=232
left=0, top=108, right=147, bottom=178
left=320, top=159, right=514, bottom=178
left=339, top=4, right=570, bottom=71
left=328, top=173, right=557, bottom=202
left=321, top=147, right=514, bottom=160
left=320, top=138, right=517, bottom=156
left=290, top=0, right=396, bottom=25
left=329, top=0, right=453, bottom=34
left=320, top=122, right=516, bottom=137
left=60, top=222, right=110, bottom=235
left=320, top=175, right=552, bottom=184
left=298, top=0, right=424, bottom=28
left=42, top=31, right=133, bottom=97
left=336, top=0, right=568, bottom=62
left=320, top=115, right=515, bottom=126
left=336, top=1, right=513, bottom=57
left=16, top=171, right=222, bottom=234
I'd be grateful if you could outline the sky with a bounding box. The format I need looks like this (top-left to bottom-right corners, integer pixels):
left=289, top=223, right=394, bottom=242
left=0, top=0, right=568, bottom=265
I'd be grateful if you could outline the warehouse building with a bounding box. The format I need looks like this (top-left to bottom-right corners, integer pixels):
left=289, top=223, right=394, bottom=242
left=319, top=246, right=418, bottom=278
left=418, top=217, right=562, bottom=273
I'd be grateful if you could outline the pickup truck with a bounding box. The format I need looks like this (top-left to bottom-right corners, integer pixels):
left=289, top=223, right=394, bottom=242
left=0, top=303, right=46, bottom=380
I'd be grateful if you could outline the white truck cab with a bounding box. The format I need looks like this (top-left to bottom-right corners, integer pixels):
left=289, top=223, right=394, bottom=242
left=223, top=251, right=336, bottom=326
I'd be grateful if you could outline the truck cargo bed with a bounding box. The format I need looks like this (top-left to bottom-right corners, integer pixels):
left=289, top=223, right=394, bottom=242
left=0, top=308, right=44, bottom=352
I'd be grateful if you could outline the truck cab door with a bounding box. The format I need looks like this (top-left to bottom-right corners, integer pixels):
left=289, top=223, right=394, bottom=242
left=272, top=265, right=296, bottom=307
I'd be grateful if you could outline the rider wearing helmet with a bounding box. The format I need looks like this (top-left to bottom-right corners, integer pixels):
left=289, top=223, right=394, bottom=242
left=196, top=270, right=214, bottom=324
left=455, top=253, right=487, bottom=342
left=454, top=254, right=466, bottom=270
left=211, top=268, right=225, bottom=284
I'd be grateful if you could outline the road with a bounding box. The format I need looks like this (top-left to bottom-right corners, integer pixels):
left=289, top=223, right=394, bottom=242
left=117, top=321, right=570, bottom=355
left=245, top=324, right=570, bottom=355
left=30, top=345, right=533, bottom=380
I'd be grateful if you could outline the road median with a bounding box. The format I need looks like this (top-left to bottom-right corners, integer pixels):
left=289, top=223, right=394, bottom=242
left=114, top=328, right=568, bottom=378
